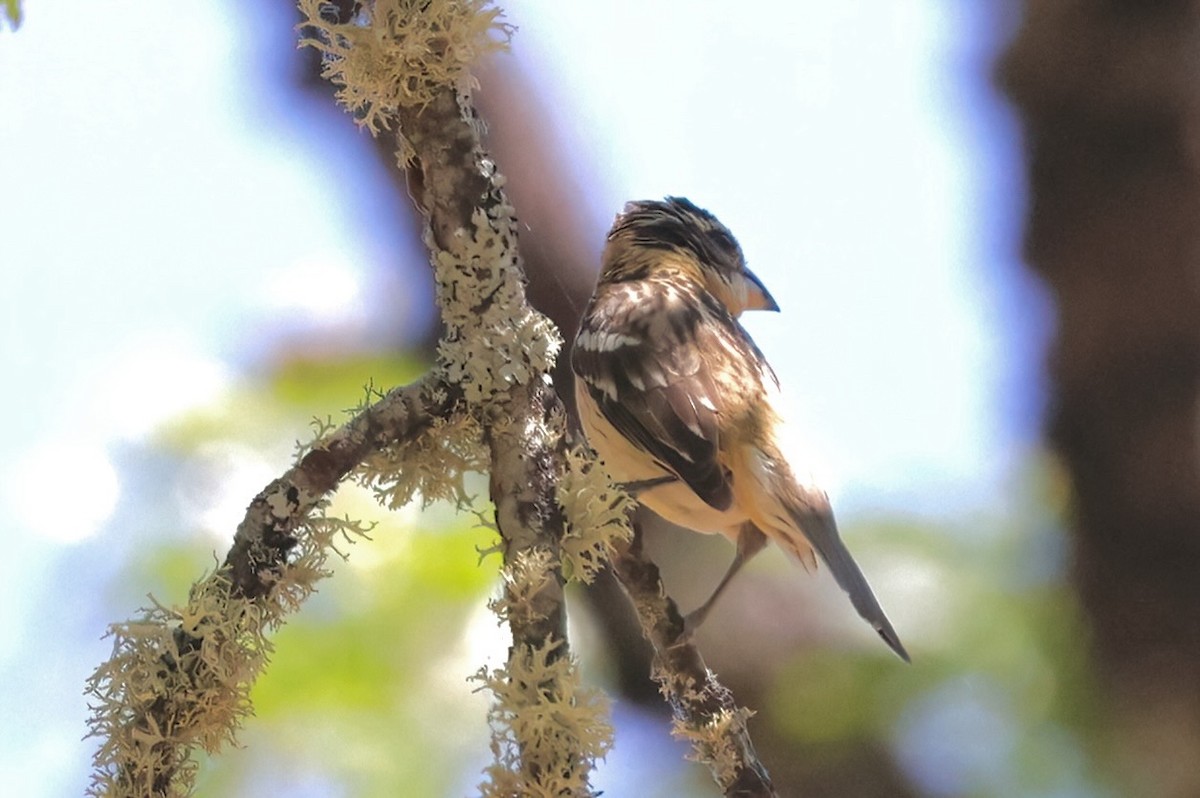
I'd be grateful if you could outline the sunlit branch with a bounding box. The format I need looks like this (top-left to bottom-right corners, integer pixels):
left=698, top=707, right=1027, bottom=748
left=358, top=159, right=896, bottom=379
left=612, top=520, right=778, bottom=798
left=226, top=377, right=461, bottom=599
left=86, top=377, right=462, bottom=797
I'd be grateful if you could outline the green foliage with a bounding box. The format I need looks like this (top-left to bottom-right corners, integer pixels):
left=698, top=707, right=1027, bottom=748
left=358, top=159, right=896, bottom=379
left=112, top=347, right=503, bottom=796
left=214, top=520, right=501, bottom=797
left=3, top=0, right=20, bottom=30
left=158, top=354, right=425, bottom=452
left=271, top=354, right=426, bottom=411
left=761, top=502, right=1112, bottom=797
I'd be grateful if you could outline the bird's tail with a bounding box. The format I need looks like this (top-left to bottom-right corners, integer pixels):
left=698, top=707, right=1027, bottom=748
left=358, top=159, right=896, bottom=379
left=737, top=445, right=910, bottom=662
left=787, top=490, right=910, bottom=662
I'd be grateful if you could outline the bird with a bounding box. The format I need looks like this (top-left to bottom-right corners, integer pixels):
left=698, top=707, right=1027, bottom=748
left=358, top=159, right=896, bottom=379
left=571, top=197, right=909, bottom=662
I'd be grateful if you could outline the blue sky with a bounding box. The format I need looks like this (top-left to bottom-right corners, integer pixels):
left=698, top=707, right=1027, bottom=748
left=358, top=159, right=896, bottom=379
left=504, top=0, right=1046, bottom=511
left=0, top=1, right=1047, bottom=794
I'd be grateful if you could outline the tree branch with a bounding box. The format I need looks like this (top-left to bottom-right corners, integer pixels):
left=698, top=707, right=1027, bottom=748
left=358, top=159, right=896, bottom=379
left=395, top=82, right=609, bottom=795
left=86, top=377, right=463, bottom=797
left=612, top=521, right=777, bottom=798
left=225, top=377, right=461, bottom=599
left=86, top=2, right=778, bottom=796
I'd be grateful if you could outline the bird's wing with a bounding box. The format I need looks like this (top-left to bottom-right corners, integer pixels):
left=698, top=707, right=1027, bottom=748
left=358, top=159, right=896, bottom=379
left=572, top=284, right=737, bottom=511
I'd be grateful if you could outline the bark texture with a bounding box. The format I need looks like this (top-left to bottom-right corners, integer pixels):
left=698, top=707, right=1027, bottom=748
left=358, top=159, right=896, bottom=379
left=612, top=522, right=778, bottom=798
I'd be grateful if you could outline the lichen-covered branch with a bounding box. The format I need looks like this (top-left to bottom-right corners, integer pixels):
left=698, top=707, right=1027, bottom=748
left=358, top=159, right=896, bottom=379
left=474, top=379, right=614, bottom=796
left=393, top=79, right=611, bottom=795
left=612, top=521, right=777, bottom=798
left=301, top=1, right=612, bottom=794
left=86, top=1, right=778, bottom=796
left=226, top=378, right=462, bottom=599
left=85, top=377, right=463, bottom=797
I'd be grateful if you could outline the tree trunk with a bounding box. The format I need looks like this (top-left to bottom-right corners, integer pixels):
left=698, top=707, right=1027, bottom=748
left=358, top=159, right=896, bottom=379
left=998, top=3, right=1200, bottom=796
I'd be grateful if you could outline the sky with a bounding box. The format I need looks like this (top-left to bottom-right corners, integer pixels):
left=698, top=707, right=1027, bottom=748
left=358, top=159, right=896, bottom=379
left=504, top=0, right=1045, bottom=511
left=0, top=1, right=1047, bottom=794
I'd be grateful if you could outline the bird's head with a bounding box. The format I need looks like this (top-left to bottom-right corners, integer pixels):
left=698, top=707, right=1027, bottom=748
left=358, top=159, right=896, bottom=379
left=601, top=197, right=779, bottom=316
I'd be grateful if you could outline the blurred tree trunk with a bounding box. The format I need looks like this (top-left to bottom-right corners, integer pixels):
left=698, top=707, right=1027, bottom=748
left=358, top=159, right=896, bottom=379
left=998, top=3, right=1200, bottom=796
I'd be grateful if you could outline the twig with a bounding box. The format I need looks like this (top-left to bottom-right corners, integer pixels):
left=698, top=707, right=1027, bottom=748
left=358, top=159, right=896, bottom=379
left=611, top=520, right=778, bottom=798
left=226, top=377, right=461, bottom=599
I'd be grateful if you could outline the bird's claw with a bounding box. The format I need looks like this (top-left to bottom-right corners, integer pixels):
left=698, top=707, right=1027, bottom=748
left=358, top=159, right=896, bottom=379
left=618, top=475, right=677, bottom=497
left=674, top=606, right=708, bottom=646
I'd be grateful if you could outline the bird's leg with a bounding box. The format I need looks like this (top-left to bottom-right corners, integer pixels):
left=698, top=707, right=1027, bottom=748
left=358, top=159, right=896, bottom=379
left=683, top=524, right=768, bottom=637
left=619, top=475, right=677, bottom=497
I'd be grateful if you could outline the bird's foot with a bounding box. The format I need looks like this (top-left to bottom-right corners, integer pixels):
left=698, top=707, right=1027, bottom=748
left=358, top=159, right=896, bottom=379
left=674, top=605, right=710, bottom=646
left=618, top=475, right=676, bottom=497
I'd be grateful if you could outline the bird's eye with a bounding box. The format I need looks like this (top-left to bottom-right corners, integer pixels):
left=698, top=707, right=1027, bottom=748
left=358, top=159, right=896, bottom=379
left=706, top=230, right=742, bottom=271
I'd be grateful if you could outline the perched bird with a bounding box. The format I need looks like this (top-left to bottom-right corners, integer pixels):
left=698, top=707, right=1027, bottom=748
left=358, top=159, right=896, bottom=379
left=572, top=197, right=908, bottom=662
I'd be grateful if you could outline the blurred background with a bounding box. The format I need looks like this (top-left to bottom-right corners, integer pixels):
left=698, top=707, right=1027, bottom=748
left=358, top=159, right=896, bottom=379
left=0, top=1, right=1163, bottom=796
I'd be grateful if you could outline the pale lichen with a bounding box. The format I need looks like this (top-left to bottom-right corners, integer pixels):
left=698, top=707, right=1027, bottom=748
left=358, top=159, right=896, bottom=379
left=85, top=571, right=263, bottom=797
left=472, top=639, right=613, bottom=798
left=86, top=469, right=373, bottom=796
left=271, top=503, right=376, bottom=613
left=672, top=705, right=757, bottom=789
left=433, top=206, right=562, bottom=405
left=297, top=0, right=513, bottom=135
left=353, top=410, right=487, bottom=509
left=557, top=444, right=634, bottom=584
left=488, top=546, right=556, bottom=627
left=293, top=415, right=339, bottom=461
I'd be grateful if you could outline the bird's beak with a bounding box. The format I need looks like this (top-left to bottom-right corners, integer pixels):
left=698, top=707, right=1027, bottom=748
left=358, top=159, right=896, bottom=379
left=742, top=268, right=780, bottom=312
